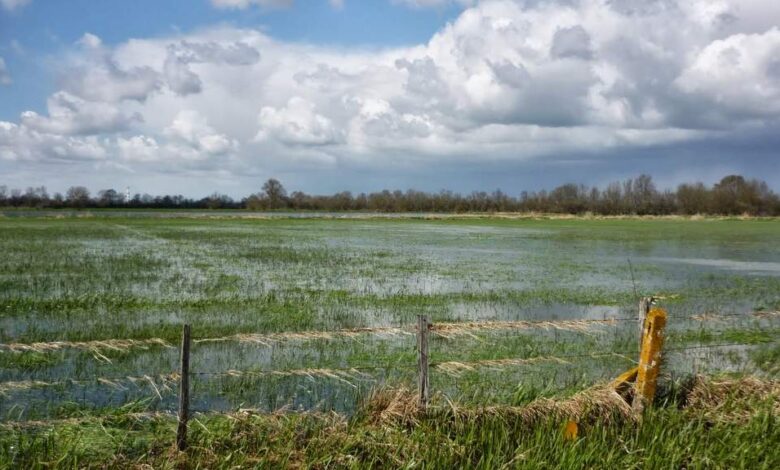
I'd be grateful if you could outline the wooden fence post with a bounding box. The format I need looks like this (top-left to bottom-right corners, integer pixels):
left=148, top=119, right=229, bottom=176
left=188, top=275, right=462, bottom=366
left=176, top=324, right=191, bottom=451
left=632, top=308, right=667, bottom=413
left=417, top=315, right=430, bottom=410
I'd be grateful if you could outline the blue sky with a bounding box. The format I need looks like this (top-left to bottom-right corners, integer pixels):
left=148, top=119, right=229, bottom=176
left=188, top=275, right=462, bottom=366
left=1, top=0, right=779, bottom=197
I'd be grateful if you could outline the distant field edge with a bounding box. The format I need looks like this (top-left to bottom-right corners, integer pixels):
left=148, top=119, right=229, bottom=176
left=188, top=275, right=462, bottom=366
left=2, top=208, right=780, bottom=221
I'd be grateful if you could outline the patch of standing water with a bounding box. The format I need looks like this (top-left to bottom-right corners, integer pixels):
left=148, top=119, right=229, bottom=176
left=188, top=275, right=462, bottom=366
left=648, top=257, right=780, bottom=276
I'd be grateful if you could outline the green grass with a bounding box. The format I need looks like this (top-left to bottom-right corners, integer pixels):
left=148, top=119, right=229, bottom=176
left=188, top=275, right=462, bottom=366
left=1, top=377, right=777, bottom=469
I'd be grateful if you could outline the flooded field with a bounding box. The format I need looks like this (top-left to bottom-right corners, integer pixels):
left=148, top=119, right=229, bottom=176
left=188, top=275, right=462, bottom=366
left=0, top=214, right=778, bottom=420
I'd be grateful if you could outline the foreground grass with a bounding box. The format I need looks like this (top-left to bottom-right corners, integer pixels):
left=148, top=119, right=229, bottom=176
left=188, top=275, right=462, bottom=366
left=1, top=376, right=777, bottom=469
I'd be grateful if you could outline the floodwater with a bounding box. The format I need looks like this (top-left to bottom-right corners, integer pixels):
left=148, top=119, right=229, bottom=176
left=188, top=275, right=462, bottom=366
left=0, top=216, right=778, bottom=420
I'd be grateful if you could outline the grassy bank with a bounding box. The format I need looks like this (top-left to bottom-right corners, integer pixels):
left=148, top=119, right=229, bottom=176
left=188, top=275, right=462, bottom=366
left=1, top=375, right=777, bottom=469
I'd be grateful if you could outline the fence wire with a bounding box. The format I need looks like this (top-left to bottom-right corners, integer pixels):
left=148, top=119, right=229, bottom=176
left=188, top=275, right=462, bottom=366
left=2, top=338, right=775, bottom=396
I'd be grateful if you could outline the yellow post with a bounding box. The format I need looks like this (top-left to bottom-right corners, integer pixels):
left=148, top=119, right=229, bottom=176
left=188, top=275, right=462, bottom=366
left=632, top=307, right=667, bottom=413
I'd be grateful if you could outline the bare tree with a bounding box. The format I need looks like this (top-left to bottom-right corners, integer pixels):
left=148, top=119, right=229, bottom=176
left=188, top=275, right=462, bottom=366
left=262, top=178, right=288, bottom=210
left=66, top=186, right=91, bottom=208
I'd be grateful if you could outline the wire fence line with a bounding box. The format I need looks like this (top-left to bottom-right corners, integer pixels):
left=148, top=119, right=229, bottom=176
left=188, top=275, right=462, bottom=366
left=2, top=303, right=777, bottom=440
left=1, top=310, right=775, bottom=354
left=1, top=338, right=776, bottom=396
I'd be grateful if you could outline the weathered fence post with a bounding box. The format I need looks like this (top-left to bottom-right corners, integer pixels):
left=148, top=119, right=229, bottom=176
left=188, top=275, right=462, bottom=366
left=417, top=315, right=430, bottom=410
left=638, top=296, right=653, bottom=350
left=176, top=324, right=191, bottom=451
left=632, top=308, right=667, bottom=413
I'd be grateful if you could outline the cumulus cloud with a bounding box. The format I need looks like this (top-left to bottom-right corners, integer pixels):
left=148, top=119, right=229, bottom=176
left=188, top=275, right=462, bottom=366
left=63, top=33, right=161, bottom=102
left=117, top=135, right=160, bottom=162
left=2, top=0, right=780, bottom=190
left=0, top=57, right=10, bottom=85
left=675, top=28, right=780, bottom=118
left=164, top=110, right=238, bottom=158
left=117, top=127, right=237, bottom=163
left=20, top=92, right=140, bottom=135
left=550, top=25, right=593, bottom=60
left=257, top=97, right=343, bottom=146
left=0, top=121, right=108, bottom=162
left=163, top=40, right=260, bottom=95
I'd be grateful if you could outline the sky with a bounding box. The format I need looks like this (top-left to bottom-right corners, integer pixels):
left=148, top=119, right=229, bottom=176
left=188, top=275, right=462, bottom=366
left=1, top=0, right=779, bottom=197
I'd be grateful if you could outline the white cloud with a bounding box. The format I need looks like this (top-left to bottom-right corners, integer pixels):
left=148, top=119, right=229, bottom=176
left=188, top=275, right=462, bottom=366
left=256, top=97, right=343, bottom=146
left=675, top=27, right=780, bottom=118
left=0, top=57, right=10, bottom=85
left=550, top=25, right=593, bottom=60
left=117, top=135, right=160, bottom=162
left=164, top=110, right=238, bottom=158
left=20, top=92, right=140, bottom=135
left=2, top=0, right=780, bottom=186
left=0, top=0, right=31, bottom=11
left=163, top=40, right=260, bottom=95
left=0, top=121, right=108, bottom=162
left=77, top=32, right=103, bottom=49
left=63, top=33, right=161, bottom=102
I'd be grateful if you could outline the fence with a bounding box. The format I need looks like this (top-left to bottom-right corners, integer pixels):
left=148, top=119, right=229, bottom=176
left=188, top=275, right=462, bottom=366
left=0, top=301, right=776, bottom=449
left=168, top=298, right=773, bottom=449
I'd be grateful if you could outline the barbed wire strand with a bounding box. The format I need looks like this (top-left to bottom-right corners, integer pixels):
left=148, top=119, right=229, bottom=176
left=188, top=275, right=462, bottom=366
left=2, top=338, right=774, bottom=392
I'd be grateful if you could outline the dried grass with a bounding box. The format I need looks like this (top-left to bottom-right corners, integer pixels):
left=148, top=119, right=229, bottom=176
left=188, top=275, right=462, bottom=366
left=0, top=366, right=372, bottom=395
left=431, top=319, right=614, bottom=338
left=692, top=310, right=780, bottom=321
left=363, top=387, right=422, bottom=427
left=0, top=318, right=620, bottom=355
left=195, top=327, right=413, bottom=347
left=364, top=376, right=779, bottom=429
left=221, top=367, right=367, bottom=388
left=753, top=310, right=780, bottom=318
left=19, top=307, right=778, bottom=357
left=453, top=386, right=636, bottom=426
left=365, top=384, right=635, bottom=428
left=434, top=356, right=570, bottom=376
left=0, top=373, right=180, bottom=395
left=0, top=338, right=172, bottom=354
left=683, top=375, right=780, bottom=423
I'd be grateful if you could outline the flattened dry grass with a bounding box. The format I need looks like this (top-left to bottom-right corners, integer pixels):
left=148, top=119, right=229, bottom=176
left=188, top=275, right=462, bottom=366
left=691, top=310, right=780, bottom=321
left=2, top=311, right=771, bottom=357
left=433, top=355, right=571, bottom=376
left=0, top=373, right=181, bottom=397
left=362, top=383, right=635, bottom=429
left=430, top=319, right=616, bottom=338
left=683, top=375, right=780, bottom=423
left=362, top=374, right=779, bottom=430
left=0, top=337, right=172, bottom=354
left=0, top=318, right=616, bottom=354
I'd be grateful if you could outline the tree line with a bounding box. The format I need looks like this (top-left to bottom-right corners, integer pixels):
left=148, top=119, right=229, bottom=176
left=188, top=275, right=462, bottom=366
left=1, top=174, right=778, bottom=215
